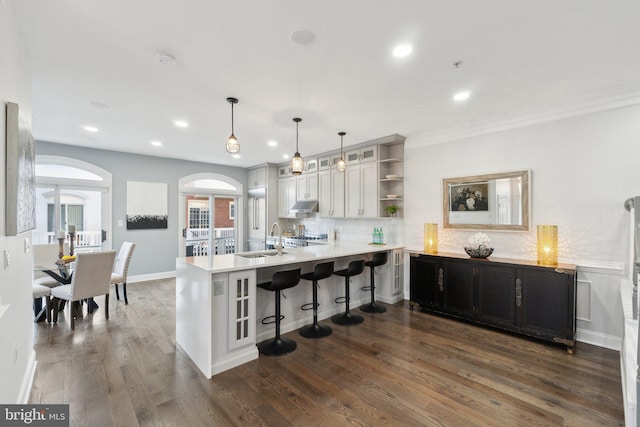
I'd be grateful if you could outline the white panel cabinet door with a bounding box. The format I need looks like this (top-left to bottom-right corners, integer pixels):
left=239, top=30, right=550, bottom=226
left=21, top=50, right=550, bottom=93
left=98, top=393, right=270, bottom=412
left=248, top=167, right=266, bottom=189
left=345, top=166, right=362, bottom=218
left=319, top=169, right=345, bottom=217
left=278, top=177, right=296, bottom=218
left=360, top=162, right=378, bottom=217
left=296, top=173, right=318, bottom=201
left=331, top=169, right=345, bottom=217
left=318, top=170, right=332, bottom=217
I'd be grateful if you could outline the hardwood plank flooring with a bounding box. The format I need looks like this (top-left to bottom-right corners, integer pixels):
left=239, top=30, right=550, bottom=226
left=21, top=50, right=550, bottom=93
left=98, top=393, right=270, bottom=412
left=30, top=278, right=624, bottom=426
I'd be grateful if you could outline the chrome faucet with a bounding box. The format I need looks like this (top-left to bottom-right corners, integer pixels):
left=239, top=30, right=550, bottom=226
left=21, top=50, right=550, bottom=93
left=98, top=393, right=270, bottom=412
left=270, top=222, right=283, bottom=256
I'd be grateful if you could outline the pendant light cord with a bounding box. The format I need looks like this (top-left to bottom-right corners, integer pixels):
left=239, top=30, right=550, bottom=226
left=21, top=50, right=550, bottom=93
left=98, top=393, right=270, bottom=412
left=230, top=102, right=235, bottom=134
left=295, top=120, right=299, bottom=152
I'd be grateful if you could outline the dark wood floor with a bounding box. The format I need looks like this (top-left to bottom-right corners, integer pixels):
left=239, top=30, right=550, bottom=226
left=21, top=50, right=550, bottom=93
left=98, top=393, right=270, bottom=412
left=30, top=278, right=624, bottom=426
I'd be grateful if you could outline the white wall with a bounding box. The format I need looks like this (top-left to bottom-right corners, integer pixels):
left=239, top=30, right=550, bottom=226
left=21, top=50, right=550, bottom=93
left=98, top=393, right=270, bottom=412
left=0, top=1, right=37, bottom=403
left=403, top=104, right=640, bottom=349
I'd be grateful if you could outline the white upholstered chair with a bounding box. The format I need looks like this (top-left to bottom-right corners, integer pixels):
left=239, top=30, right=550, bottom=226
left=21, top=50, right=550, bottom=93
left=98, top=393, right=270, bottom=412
left=33, top=283, right=52, bottom=323
left=111, top=242, right=136, bottom=304
left=52, top=250, right=116, bottom=330
left=32, top=242, right=69, bottom=287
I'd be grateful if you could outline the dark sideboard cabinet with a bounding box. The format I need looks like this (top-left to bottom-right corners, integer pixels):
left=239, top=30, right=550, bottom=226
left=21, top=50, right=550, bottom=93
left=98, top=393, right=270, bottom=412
left=409, top=252, right=577, bottom=352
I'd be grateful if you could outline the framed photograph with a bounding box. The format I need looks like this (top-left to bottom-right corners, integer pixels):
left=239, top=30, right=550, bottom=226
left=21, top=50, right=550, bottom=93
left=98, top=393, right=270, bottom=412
left=443, top=170, right=530, bottom=231
left=5, top=102, right=36, bottom=236
left=126, top=181, right=168, bottom=229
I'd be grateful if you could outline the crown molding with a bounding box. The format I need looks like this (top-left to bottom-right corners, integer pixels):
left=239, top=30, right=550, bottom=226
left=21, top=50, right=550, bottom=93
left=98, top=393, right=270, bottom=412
left=406, top=83, right=640, bottom=150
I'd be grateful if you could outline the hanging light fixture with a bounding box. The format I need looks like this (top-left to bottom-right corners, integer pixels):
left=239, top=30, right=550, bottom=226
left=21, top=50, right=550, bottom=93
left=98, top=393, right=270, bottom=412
left=336, top=131, right=346, bottom=172
left=225, top=97, right=240, bottom=154
left=290, top=117, right=304, bottom=175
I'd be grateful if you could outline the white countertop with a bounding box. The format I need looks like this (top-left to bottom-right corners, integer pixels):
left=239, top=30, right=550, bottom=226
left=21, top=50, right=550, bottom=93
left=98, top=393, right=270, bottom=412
left=177, top=241, right=404, bottom=273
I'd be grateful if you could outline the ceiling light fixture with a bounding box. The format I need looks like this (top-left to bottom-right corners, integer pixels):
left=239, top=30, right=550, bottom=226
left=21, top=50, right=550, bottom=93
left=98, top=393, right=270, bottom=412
left=267, top=140, right=278, bottom=147
left=336, top=131, right=346, bottom=172
left=290, top=117, right=304, bottom=175
left=83, top=126, right=98, bottom=132
left=150, top=140, right=163, bottom=147
left=225, top=97, right=240, bottom=154
left=393, top=44, right=413, bottom=58
left=174, top=120, right=189, bottom=128
left=453, top=91, right=471, bottom=101
left=232, top=154, right=241, bottom=159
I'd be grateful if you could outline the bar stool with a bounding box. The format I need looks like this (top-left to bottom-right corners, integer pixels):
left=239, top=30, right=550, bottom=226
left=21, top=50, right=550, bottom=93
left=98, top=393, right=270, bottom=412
left=257, top=268, right=301, bottom=356
left=331, top=260, right=365, bottom=325
left=360, top=252, right=388, bottom=313
left=299, top=261, right=334, bottom=339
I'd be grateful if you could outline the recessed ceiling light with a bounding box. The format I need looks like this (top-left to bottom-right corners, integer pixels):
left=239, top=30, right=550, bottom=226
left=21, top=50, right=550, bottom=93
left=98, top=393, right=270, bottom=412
left=268, top=140, right=278, bottom=147
left=157, top=52, right=176, bottom=66
left=150, top=140, right=163, bottom=147
left=83, top=126, right=99, bottom=132
left=232, top=154, right=241, bottom=159
left=174, top=120, right=189, bottom=128
left=453, top=91, right=471, bottom=101
left=283, top=154, right=289, bottom=159
left=392, top=44, right=413, bottom=58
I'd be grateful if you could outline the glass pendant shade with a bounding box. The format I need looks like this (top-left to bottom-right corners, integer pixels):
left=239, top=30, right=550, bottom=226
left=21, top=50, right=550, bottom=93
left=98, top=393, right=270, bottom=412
left=226, top=134, right=239, bottom=154
left=225, top=97, right=239, bottom=154
left=290, top=117, right=304, bottom=175
left=336, top=131, right=346, bottom=172
left=537, top=225, right=558, bottom=266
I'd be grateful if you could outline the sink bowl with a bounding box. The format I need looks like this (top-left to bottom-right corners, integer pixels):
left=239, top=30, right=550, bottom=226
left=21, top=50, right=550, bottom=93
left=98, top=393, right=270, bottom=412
left=236, top=250, right=287, bottom=258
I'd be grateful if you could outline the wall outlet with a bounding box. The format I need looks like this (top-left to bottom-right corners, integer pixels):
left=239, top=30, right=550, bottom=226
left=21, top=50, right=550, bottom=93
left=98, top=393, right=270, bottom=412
left=117, top=219, right=124, bottom=227
left=24, top=238, right=31, bottom=253
left=213, top=280, right=224, bottom=296
left=3, top=250, right=9, bottom=270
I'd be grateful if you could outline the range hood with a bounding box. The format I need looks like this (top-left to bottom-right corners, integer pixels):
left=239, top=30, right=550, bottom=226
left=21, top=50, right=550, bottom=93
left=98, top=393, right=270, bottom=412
left=290, top=200, right=319, bottom=215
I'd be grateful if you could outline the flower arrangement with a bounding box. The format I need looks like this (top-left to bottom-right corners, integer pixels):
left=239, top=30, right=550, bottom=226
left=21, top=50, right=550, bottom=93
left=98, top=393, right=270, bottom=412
left=386, top=204, right=398, bottom=216
left=467, top=232, right=490, bottom=249
left=465, top=233, right=493, bottom=258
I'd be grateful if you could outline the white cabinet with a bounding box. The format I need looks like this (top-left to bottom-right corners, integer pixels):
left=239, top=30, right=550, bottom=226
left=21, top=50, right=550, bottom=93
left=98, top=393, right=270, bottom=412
left=318, top=169, right=345, bottom=217
left=278, top=165, right=291, bottom=178
left=318, top=153, right=341, bottom=170
left=345, top=162, right=377, bottom=218
left=378, top=139, right=404, bottom=218
left=305, top=158, right=318, bottom=174
left=278, top=176, right=297, bottom=218
left=228, top=270, right=256, bottom=350
left=345, top=145, right=377, bottom=165
left=248, top=167, right=266, bottom=189
left=296, top=172, right=318, bottom=201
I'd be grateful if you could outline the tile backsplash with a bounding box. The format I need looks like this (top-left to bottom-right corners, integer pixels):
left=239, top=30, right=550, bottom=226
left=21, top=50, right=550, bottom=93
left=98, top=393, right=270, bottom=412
left=282, top=217, right=404, bottom=245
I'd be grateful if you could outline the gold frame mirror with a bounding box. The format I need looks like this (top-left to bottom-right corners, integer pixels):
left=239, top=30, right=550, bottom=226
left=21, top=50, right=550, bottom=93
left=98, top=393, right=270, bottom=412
left=443, top=170, right=530, bottom=231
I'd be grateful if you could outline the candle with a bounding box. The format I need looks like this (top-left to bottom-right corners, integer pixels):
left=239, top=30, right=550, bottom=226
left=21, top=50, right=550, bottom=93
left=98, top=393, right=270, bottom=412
left=56, top=230, right=65, bottom=239
left=69, top=225, right=76, bottom=234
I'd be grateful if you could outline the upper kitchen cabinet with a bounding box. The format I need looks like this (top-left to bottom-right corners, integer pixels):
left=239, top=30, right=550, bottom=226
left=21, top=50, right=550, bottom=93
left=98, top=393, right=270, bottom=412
left=345, top=145, right=377, bottom=165
left=318, top=169, right=345, bottom=218
left=248, top=166, right=266, bottom=189
left=318, top=152, right=342, bottom=170
left=296, top=172, right=318, bottom=201
left=345, top=161, right=377, bottom=218
left=378, top=137, right=405, bottom=218
left=278, top=176, right=297, bottom=218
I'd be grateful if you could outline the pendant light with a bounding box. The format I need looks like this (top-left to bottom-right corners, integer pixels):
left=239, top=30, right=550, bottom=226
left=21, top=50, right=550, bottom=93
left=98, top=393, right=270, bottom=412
left=336, top=131, right=346, bottom=172
left=290, top=117, right=304, bottom=175
left=225, top=97, right=240, bottom=154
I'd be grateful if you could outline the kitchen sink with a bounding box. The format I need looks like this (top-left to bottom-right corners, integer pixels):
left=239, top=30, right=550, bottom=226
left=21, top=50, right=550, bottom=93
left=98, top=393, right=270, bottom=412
left=236, top=250, right=287, bottom=258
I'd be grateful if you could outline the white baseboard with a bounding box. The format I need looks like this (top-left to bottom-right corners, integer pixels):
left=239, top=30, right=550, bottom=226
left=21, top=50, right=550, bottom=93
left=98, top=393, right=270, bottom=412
left=18, top=350, right=37, bottom=404
left=577, top=328, right=622, bottom=351
left=128, top=271, right=176, bottom=283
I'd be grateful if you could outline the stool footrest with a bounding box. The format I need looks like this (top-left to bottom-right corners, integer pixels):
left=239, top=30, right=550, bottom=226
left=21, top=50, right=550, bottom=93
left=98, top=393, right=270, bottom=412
left=334, top=296, right=347, bottom=304
left=361, top=286, right=371, bottom=291
left=301, top=302, right=315, bottom=311
left=261, top=314, right=285, bottom=325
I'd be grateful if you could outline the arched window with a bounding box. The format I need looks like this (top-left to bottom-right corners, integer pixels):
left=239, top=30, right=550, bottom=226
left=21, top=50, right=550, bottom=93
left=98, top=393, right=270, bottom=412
left=179, top=173, right=243, bottom=257
left=34, top=156, right=112, bottom=250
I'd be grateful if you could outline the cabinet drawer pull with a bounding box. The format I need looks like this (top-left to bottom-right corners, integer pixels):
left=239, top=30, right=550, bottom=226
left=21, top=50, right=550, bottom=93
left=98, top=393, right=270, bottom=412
left=515, top=278, right=522, bottom=307
left=438, top=268, right=444, bottom=292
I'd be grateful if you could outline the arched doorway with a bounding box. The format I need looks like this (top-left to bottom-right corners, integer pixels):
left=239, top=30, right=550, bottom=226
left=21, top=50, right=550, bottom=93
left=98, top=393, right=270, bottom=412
left=34, top=156, right=112, bottom=250
left=178, top=173, right=243, bottom=257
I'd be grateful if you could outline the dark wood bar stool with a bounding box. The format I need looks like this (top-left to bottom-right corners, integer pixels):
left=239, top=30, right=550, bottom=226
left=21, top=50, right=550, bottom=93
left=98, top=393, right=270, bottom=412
left=360, top=251, right=388, bottom=313
left=257, top=268, right=301, bottom=356
left=332, top=260, right=365, bottom=325
left=299, top=261, right=334, bottom=339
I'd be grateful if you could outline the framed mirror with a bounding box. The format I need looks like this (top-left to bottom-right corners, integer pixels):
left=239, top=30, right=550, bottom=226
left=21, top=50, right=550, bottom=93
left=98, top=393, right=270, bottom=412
left=443, top=170, right=530, bottom=231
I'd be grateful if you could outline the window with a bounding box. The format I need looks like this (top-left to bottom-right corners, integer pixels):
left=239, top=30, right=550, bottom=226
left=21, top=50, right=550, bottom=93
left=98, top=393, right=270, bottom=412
left=229, top=202, right=235, bottom=219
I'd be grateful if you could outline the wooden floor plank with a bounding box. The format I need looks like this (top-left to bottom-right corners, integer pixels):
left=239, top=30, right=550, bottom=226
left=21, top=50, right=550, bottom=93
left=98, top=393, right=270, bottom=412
left=29, top=278, right=624, bottom=426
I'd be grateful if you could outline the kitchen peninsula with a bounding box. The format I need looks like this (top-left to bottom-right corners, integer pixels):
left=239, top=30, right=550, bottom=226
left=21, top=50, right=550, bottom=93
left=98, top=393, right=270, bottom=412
left=176, top=242, right=404, bottom=378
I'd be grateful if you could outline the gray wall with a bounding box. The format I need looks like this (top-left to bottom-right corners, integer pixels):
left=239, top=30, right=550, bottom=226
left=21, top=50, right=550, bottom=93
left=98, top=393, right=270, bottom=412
left=36, top=140, right=248, bottom=276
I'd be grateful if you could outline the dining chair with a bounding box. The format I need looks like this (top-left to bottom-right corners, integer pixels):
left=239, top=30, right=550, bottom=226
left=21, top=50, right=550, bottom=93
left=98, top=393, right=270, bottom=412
left=33, top=283, right=52, bottom=323
left=111, top=242, right=136, bottom=304
left=32, top=242, right=69, bottom=288
left=51, top=250, right=116, bottom=330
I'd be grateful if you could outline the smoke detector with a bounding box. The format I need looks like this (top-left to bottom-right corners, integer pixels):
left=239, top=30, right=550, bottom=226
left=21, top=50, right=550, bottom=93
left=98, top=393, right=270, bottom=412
left=291, top=30, right=317, bottom=46
left=157, top=52, right=176, bottom=66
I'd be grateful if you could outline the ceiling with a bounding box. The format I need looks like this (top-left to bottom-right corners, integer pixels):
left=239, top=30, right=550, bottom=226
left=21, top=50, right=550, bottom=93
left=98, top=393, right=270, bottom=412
left=11, top=0, right=640, bottom=168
